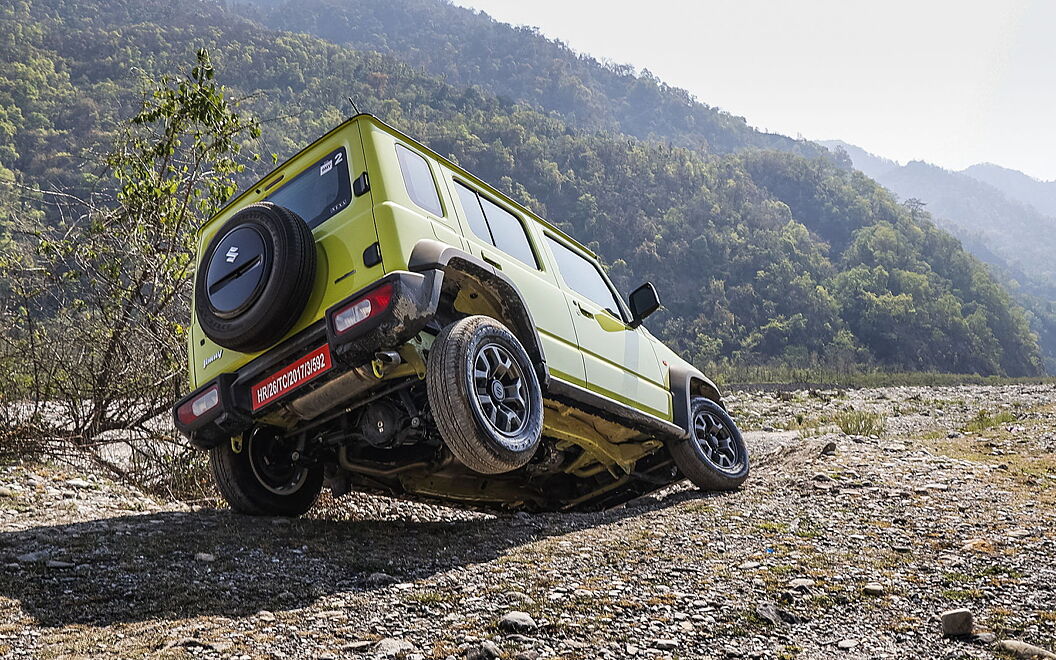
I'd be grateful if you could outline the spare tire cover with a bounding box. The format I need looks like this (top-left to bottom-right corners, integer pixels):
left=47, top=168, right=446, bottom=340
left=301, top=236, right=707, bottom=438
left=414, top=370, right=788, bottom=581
left=195, top=203, right=316, bottom=353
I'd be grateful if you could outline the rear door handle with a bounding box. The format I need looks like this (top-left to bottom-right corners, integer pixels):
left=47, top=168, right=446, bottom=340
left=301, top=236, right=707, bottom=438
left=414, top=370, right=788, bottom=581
left=481, top=253, right=503, bottom=270
left=573, top=299, right=595, bottom=318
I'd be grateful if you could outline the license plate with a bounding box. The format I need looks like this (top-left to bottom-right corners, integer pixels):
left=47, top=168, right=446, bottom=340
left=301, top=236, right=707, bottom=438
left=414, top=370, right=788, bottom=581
left=251, top=344, right=333, bottom=411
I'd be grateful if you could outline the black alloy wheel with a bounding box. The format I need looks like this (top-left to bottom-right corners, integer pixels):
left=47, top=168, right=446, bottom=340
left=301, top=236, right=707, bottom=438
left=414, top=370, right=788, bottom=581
left=471, top=342, right=532, bottom=442
left=427, top=316, right=544, bottom=474
left=668, top=396, right=750, bottom=491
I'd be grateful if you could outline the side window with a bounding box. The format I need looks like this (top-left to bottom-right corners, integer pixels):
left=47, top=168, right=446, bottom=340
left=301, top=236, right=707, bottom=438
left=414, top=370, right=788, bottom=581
left=479, top=196, right=537, bottom=268
left=395, top=144, right=443, bottom=216
left=546, top=236, right=624, bottom=319
left=455, top=182, right=493, bottom=243
left=455, top=181, right=538, bottom=269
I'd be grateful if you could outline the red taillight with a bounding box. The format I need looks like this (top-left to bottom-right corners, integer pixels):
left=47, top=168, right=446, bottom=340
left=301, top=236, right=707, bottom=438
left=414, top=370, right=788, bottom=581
left=177, top=385, right=220, bottom=425
left=332, top=283, right=393, bottom=334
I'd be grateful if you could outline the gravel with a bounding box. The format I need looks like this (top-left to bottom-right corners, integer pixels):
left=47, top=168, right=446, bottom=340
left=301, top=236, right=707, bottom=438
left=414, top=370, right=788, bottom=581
left=0, top=384, right=1054, bottom=658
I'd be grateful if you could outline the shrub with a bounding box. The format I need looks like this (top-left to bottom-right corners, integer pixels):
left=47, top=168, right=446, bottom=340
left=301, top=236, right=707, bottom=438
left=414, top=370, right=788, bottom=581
left=835, top=410, right=886, bottom=436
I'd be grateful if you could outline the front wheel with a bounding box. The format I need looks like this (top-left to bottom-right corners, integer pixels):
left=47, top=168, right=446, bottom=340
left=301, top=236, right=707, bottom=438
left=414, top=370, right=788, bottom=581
left=668, top=397, right=749, bottom=491
left=210, top=426, right=323, bottom=516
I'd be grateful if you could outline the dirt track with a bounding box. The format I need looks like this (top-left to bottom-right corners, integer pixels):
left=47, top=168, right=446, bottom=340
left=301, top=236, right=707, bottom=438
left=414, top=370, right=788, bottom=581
left=1, top=385, right=1054, bottom=659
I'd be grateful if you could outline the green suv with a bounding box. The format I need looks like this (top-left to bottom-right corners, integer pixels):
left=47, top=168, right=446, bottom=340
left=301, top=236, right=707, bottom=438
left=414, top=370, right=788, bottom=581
left=173, top=114, right=749, bottom=515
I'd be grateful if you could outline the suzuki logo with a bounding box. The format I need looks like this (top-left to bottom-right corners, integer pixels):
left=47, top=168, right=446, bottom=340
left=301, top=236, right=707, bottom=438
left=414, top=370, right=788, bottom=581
left=225, top=246, right=239, bottom=263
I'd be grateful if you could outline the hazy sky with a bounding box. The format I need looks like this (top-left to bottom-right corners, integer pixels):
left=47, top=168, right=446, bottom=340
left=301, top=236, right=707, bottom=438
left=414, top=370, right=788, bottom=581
left=450, top=0, right=1056, bottom=181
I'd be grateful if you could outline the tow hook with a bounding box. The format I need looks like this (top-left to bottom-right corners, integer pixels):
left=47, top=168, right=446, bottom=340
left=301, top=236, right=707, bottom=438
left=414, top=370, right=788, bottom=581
left=231, top=434, right=243, bottom=454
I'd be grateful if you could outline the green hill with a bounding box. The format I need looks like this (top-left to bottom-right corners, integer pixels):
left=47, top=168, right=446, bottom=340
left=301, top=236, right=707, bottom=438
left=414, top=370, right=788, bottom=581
left=826, top=140, right=1056, bottom=372
left=0, top=0, right=1044, bottom=377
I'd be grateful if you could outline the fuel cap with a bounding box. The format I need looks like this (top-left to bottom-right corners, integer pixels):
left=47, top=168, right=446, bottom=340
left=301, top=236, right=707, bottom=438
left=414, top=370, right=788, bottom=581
left=206, top=225, right=269, bottom=319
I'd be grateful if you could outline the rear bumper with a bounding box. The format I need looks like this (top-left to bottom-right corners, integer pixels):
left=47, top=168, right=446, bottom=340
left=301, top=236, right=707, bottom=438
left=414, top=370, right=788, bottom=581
left=174, top=269, right=442, bottom=448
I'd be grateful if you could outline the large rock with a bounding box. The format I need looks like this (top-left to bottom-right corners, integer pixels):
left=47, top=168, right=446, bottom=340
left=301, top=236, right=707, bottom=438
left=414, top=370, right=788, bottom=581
left=497, top=611, right=537, bottom=633
left=374, top=638, right=417, bottom=658
left=940, top=608, right=973, bottom=637
left=994, top=640, right=1056, bottom=659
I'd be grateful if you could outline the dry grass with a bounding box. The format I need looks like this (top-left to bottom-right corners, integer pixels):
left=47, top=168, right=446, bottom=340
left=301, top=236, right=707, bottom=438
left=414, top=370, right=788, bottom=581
left=834, top=411, right=887, bottom=436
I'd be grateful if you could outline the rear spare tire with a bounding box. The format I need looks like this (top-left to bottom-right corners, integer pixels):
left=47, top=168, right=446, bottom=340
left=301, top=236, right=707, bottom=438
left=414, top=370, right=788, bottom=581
left=195, top=202, right=316, bottom=353
left=427, top=316, right=543, bottom=474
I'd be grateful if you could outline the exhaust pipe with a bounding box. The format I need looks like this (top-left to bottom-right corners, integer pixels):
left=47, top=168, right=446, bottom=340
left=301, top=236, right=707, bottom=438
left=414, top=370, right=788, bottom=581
left=287, top=365, right=379, bottom=421
left=286, top=351, right=404, bottom=422
left=374, top=350, right=402, bottom=368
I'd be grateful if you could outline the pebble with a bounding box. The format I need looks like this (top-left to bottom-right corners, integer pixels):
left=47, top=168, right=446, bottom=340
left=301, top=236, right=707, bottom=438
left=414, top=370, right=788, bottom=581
left=863, top=582, right=885, bottom=596
left=367, top=571, right=398, bottom=586
left=463, top=641, right=500, bottom=660
left=66, top=478, right=91, bottom=489
left=837, top=639, right=858, bottom=650
left=45, top=560, right=74, bottom=569
left=788, top=578, right=815, bottom=591
left=194, top=552, right=216, bottom=562
left=16, top=551, right=48, bottom=563
left=654, top=639, right=678, bottom=650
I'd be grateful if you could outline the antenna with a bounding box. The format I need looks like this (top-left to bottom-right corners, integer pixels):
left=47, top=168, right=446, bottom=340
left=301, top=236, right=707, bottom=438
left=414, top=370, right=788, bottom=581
left=347, top=96, right=361, bottom=116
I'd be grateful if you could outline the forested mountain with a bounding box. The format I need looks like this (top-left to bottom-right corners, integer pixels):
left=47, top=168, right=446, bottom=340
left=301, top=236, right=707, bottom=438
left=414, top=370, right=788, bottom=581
left=963, top=163, right=1056, bottom=218
left=825, top=140, right=1056, bottom=371
left=232, top=0, right=830, bottom=160
left=0, top=0, right=1045, bottom=376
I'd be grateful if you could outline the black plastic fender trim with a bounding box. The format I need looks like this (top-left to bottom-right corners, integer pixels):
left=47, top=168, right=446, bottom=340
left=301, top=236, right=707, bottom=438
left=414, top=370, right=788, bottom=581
left=669, top=362, right=725, bottom=434
left=408, top=239, right=549, bottom=388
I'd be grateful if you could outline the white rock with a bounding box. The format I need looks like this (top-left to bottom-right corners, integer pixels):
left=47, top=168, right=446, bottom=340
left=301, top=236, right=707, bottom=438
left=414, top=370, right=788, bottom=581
left=498, top=610, right=537, bottom=632
left=374, top=638, right=417, bottom=658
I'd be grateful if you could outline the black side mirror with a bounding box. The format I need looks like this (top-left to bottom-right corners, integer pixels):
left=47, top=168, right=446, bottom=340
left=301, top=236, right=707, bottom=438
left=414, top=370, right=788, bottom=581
left=628, top=282, right=661, bottom=328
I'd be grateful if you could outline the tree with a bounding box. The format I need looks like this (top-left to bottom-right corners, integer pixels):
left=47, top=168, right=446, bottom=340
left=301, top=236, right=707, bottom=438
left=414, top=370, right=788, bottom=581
left=0, top=50, right=259, bottom=459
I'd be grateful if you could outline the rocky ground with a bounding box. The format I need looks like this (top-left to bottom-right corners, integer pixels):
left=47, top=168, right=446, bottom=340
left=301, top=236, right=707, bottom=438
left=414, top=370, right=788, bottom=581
left=1, top=384, right=1055, bottom=659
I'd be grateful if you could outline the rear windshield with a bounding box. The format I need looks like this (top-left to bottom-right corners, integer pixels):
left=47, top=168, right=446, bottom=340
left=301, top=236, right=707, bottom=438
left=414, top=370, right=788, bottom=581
left=266, top=147, right=351, bottom=228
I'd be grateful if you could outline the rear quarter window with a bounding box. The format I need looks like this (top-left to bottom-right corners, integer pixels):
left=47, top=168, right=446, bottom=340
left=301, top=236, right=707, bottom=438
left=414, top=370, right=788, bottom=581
left=395, top=144, right=444, bottom=217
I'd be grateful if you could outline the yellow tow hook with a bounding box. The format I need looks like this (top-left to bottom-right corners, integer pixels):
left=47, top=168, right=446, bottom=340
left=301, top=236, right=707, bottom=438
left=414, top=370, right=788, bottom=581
left=231, top=434, right=243, bottom=454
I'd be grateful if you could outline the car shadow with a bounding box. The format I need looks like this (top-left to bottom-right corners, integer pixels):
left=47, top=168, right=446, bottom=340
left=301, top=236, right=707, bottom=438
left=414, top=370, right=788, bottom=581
left=0, top=487, right=724, bottom=628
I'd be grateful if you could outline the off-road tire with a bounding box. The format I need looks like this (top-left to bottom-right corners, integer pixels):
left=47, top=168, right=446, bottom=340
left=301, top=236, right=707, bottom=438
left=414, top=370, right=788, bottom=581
left=210, top=429, right=323, bottom=517
left=195, top=202, right=316, bottom=353
left=427, top=316, right=543, bottom=474
left=668, top=396, right=749, bottom=491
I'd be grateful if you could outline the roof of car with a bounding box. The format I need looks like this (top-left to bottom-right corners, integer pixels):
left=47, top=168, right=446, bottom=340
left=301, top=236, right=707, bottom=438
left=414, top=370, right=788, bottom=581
left=207, top=114, right=596, bottom=259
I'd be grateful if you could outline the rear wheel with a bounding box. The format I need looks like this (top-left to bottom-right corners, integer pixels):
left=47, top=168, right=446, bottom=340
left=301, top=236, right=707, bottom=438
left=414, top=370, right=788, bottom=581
left=210, top=426, right=323, bottom=516
left=668, top=397, right=749, bottom=491
left=427, top=316, right=543, bottom=474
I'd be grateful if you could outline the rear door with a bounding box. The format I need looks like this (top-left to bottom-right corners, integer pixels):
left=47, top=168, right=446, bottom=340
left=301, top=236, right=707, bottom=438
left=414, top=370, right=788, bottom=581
left=442, top=175, right=586, bottom=385
left=543, top=234, right=670, bottom=418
